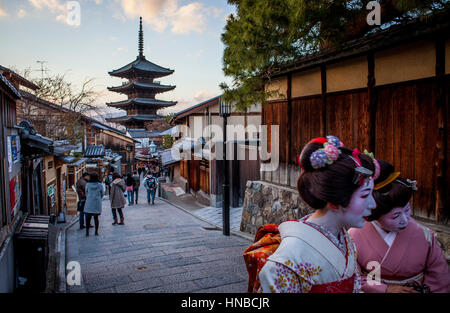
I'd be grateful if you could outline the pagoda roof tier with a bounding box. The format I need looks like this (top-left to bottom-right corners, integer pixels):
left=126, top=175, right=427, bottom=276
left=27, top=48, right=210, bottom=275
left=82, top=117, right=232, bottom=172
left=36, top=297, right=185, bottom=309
left=108, top=81, right=176, bottom=94
left=106, top=114, right=163, bottom=124
left=109, top=56, right=174, bottom=79
left=106, top=98, right=177, bottom=109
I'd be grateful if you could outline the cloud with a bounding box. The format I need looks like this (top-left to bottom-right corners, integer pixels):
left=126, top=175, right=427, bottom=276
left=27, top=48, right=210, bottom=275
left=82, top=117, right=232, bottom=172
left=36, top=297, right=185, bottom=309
left=0, top=6, right=7, bottom=17
left=170, top=2, right=205, bottom=34
left=194, top=90, right=216, bottom=103
left=28, top=0, right=80, bottom=27
left=17, top=9, right=27, bottom=18
left=28, top=0, right=65, bottom=12
left=118, top=0, right=210, bottom=34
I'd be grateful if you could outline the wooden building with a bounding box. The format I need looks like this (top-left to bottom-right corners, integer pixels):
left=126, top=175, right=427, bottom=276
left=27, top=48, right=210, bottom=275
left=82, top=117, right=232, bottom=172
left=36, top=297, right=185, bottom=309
left=85, top=122, right=135, bottom=174
left=171, top=95, right=261, bottom=207
left=261, top=13, right=450, bottom=225
left=0, top=72, right=23, bottom=292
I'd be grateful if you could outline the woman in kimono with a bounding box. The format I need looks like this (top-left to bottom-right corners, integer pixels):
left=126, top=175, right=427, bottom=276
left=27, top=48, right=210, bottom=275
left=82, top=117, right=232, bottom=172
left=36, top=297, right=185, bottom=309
left=258, top=136, right=377, bottom=293
left=349, top=160, right=450, bottom=293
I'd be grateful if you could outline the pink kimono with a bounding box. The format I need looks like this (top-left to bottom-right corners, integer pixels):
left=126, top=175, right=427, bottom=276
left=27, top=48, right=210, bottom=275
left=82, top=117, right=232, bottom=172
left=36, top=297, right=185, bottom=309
left=349, top=218, right=450, bottom=293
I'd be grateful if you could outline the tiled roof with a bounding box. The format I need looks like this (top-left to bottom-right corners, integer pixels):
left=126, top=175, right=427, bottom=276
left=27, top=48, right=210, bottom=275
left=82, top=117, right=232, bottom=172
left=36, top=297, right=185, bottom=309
left=91, top=122, right=126, bottom=135
left=172, top=95, right=221, bottom=122
left=0, top=65, right=39, bottom=91
left=68, top=158, right=88, bottom=167
left=108, top=81, right=175, bottom=93
left=127, top=129, right=162, bottom=139
left=0, top=72, right=21, bottom=99
left=109, top=56, right=174, bottom=79
left=106, top=98, right=177, bottom=108
left=106, top=114, right=162, bottom=123
left=56, top=155, right=76, bottom=164
left=84, top=145, right=105, bottom=157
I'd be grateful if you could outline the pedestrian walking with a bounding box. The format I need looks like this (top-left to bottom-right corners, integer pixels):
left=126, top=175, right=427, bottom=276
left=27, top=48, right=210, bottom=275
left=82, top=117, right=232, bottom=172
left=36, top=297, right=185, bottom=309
left=154, top=165, right=161, bottom=178
left=84, top=172, right=104, bottom=236
left=110, top=173, right=126, bottom=225
left=138, top=166, right=142, bottom=177
left=104, top=172, right=113, bottom=196
left=132, top=171, right=140, bottom=204
left=125, top=173, right=134, bottom=205
left=75, top=172, right=90, bottom=230
left=144, top=172, right=157, bottom=205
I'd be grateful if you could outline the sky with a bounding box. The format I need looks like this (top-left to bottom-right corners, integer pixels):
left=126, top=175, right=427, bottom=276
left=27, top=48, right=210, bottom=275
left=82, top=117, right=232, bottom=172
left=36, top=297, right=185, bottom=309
left=0, top=0, right=236, bottom=118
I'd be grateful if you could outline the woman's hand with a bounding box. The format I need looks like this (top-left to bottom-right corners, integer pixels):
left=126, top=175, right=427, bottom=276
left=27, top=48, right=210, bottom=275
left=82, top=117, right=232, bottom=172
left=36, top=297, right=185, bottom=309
left=386, top=284, right=419, bottom=293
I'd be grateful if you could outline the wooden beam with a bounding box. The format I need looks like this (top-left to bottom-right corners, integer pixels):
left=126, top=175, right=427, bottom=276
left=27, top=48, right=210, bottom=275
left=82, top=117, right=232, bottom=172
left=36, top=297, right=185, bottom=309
left=287, top=73, right=292, bottom=165
left=368, top=52, right=377, bottom=153
left=321, top=65, right=327, bottom=136
left=435, top=38, right=447, bottom=223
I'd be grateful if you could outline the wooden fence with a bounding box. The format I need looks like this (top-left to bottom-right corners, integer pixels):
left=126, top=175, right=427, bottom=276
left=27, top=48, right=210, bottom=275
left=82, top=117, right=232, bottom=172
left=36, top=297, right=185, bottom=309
left=262, top=76, right=449, bottom=222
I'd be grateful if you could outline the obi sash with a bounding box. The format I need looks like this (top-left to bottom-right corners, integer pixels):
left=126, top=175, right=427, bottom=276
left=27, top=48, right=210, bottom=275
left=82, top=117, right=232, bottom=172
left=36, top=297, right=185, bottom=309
left=361, top=268, right=425, bottom=286
left=310, top=274, right=356, bottom=293
left=381, top=272, right=424, bottom=286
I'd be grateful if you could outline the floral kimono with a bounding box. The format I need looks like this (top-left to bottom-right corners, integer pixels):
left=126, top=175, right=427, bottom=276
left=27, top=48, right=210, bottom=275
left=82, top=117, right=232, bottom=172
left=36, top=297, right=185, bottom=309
left=257, top=216, right=361, bottom=293
left=349, top=218, right=450, bottom=293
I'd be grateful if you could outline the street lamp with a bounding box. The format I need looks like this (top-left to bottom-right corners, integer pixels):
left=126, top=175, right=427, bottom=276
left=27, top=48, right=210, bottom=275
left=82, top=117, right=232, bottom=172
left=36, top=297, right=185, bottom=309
left=219, top=96, right=231, bottom=236
left=149, top=141, right=157, bottom=154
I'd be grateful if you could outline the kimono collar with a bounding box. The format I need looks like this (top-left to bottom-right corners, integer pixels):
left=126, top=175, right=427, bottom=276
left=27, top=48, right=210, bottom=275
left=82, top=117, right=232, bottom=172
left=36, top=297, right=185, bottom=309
left=279, top=220, right=350, bottom=277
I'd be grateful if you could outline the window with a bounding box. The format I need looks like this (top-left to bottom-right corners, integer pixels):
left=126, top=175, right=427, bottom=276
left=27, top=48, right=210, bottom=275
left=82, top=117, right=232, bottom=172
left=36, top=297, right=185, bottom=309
left=48, top=161, right=54, bottom=169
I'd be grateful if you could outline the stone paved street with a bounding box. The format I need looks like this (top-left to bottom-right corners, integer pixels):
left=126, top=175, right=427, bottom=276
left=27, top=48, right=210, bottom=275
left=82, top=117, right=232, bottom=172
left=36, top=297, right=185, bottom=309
left=66, top=185, right=252, bottom=293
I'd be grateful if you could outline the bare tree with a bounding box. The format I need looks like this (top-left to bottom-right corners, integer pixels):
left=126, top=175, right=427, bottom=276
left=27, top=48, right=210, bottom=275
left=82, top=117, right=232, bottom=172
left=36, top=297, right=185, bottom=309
left=11, top=66, right=104, bottom=144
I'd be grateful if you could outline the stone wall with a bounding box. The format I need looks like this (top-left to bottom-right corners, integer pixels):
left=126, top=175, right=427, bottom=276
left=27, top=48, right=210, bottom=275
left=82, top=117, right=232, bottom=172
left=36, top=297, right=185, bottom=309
left=240, top=180, right=314, bottom=235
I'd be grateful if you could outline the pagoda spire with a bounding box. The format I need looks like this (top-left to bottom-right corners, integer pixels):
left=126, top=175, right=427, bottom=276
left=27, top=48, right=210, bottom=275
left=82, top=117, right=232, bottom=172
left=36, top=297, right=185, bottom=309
left=138, top=16, right=144, bottom=58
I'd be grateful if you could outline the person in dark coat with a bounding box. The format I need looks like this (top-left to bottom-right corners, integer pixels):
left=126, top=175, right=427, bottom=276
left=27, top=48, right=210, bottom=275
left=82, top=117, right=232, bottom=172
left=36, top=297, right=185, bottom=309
left=84, top=172, right=104, bottom=236
left=76, top=172, right=90, bottom=229
left=110, top=173, right=126, bottom=225
left=132, top=171, right=140, bottom=204
left=125, top=173, right=134, bottom=205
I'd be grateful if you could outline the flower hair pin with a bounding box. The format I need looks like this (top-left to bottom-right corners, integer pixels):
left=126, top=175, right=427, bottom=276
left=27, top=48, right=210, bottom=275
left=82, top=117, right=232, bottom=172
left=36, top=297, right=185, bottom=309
left=309, top=135, right=344, bottom=169
left=349, top=149, right=374, bottom=186
left=396, top=178, right=418, bottom=191
left=363, top=149, right=380, bottom=180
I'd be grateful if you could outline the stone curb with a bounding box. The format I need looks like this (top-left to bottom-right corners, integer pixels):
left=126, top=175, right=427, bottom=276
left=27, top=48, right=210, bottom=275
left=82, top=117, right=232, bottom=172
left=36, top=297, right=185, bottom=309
left=57, top=216, right=79, bottom=293
left=158, top=197, right=253, bottom=242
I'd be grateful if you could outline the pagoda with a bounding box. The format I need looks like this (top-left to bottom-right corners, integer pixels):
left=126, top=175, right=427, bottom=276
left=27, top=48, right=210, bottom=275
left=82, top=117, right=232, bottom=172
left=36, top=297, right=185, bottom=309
left=106, top=17, right=177, bottom=130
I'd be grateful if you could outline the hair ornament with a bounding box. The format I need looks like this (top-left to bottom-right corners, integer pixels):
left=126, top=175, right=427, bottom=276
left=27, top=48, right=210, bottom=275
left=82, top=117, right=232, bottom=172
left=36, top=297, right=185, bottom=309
left=362, top=149, right=380, bottom=180
left=374, top=172, right=401, bottom=190
left=349, top=149, right=374, bottom=185
left=372, top=158, right=381, bottom=181
left=396, top=178, right=418, bottom=191
left=326, top=135, right=344, bottom=148
left=363, top=149, right=374, bottom=159
left=309, top=135, right=344, bottom=169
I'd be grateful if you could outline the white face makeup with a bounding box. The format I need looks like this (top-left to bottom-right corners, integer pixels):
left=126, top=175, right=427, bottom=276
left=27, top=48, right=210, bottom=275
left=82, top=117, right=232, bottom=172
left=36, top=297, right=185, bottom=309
left=341, top=178, right=376, bottom=229
left=377, top=202, right=411, bottom=233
